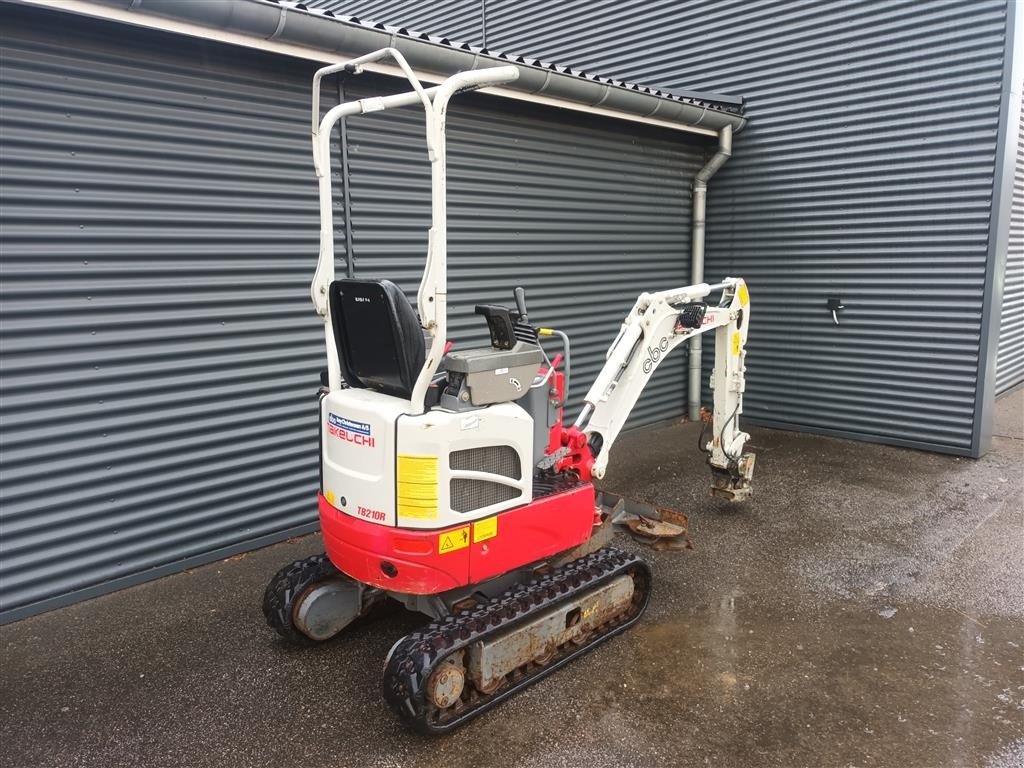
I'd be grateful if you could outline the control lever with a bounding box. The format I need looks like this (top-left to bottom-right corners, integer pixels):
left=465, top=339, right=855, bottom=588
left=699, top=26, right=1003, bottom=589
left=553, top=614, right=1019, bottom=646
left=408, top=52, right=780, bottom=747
left=513, top=286, right=529, bottom=322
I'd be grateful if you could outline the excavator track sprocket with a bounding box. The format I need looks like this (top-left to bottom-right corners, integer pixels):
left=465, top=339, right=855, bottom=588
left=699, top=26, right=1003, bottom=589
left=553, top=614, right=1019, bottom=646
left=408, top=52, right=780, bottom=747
left=382, top=547, right=651, bottom=734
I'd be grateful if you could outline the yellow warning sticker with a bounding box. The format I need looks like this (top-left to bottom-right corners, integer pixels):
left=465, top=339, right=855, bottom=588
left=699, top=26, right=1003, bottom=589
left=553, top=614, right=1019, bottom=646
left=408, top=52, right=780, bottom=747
left=738, top=282, right=749, bottom=307
left=324, top=489, right=336, bottom=505
left=731, top=332, right=742, bottom=356
left=398, top=499, right=439, bottom=520
left=473, top=517, right=498, bottom=543
left=397, top=454, right=438, bottom=521
left=397, top=455, right=438, bottom=484
left=438, top=526, right=471, bottom=554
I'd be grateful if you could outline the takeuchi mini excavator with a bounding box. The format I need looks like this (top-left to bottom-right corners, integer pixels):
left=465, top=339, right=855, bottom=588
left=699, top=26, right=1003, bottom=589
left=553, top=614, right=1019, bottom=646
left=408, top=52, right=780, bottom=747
left=262, top=49, right=756, bottom=734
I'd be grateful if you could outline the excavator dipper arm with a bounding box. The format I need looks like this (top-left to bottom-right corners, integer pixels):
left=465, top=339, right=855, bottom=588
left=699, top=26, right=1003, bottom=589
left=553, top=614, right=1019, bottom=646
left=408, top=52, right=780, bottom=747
left=574, top=277, right=754, bottom=500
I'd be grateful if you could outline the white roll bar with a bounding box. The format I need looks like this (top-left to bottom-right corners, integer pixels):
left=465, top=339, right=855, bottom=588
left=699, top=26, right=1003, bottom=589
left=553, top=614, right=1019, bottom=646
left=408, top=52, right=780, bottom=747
left=309, top=48, right=519, bottom=413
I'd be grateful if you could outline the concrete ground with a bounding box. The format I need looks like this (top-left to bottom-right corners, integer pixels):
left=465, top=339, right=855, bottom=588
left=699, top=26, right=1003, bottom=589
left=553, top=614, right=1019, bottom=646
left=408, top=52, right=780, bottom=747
left=2, top=390, right=1022, bottom=768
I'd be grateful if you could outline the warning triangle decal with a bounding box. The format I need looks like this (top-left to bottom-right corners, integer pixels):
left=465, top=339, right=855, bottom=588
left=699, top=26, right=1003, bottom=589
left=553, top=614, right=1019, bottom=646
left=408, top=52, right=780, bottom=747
left=438, top=526, right=470, bottom=554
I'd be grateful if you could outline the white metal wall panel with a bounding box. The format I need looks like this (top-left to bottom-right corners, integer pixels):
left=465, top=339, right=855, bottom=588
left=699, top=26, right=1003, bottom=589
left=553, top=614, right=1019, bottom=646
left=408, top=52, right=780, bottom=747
left=0, top=6, right=340, bottom=620
left=343, top=76, right=706, bottom=426
left=479, top=0, right=1009, bottom=453
left=996, top=93, right=1024, bottom=394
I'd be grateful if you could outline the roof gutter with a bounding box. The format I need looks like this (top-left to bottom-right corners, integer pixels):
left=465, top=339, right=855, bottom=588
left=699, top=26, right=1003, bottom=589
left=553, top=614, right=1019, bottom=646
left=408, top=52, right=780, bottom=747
left=11, top=0, right=747, bottom=138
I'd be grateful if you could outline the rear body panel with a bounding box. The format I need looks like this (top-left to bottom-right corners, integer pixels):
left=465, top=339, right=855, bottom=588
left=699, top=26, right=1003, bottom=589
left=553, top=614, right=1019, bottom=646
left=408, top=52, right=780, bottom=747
left=321, top=388, right=406, bottom=526
left=321, top=388, right=535, bottom=530
left=318, top=483, right=596, bottom=594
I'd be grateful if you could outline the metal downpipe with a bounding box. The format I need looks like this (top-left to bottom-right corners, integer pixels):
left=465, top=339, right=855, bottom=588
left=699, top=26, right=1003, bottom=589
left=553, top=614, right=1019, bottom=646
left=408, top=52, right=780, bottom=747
left=688, top=125, right=733, bottom=421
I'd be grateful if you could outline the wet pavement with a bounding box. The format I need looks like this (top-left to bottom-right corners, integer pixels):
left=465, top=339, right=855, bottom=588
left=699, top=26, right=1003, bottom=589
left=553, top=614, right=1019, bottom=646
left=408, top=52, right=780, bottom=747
left=2, top=389, right=1022, bottom=767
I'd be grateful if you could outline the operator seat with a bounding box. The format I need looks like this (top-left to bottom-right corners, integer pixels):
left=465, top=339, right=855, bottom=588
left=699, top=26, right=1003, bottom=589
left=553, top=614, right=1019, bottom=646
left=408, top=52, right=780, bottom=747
left=328, top=279, right=425, bottom=399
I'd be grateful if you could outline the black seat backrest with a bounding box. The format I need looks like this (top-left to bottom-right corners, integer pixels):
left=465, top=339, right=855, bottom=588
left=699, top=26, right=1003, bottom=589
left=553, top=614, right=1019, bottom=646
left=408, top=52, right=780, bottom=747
left=328, top=279, right=426, bottom=399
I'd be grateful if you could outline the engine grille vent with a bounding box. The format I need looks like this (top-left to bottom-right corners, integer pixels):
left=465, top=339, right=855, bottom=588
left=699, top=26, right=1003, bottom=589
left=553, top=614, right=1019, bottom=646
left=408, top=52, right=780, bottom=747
left=450, top=479, right=520, bottom=513
left=449, top=445, right=521, bottom=479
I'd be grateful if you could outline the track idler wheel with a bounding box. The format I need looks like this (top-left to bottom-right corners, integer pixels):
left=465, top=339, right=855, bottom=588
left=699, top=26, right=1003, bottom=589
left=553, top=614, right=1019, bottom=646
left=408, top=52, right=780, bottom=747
left=262, top=553, right=363, bottom=646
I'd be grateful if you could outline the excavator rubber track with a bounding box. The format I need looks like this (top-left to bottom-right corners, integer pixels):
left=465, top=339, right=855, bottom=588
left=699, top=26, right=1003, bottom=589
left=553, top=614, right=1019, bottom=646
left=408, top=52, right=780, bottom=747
left=382, top=547, right=652, bottom=734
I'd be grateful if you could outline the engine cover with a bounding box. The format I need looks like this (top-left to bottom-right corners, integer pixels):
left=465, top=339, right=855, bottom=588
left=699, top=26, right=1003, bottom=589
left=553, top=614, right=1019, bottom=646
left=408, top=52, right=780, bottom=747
left=320, top=388, right=534, bottom=529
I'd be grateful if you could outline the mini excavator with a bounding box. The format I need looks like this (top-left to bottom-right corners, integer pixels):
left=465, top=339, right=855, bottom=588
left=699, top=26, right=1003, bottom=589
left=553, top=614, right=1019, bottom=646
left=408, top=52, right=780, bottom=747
left=262, top=50, right=755, bottom=734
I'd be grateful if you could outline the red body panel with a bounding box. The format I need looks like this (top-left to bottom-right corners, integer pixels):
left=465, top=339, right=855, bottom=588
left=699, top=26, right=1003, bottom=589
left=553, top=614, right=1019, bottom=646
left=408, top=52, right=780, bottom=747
left=467, top=483, right=595, bottom=583
left=319, top=483, right=596, bottom=595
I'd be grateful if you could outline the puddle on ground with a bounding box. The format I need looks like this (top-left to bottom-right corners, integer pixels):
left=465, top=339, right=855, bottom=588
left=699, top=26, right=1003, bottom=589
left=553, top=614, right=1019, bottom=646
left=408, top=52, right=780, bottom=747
left=608, top=601, right=1019, bottom=766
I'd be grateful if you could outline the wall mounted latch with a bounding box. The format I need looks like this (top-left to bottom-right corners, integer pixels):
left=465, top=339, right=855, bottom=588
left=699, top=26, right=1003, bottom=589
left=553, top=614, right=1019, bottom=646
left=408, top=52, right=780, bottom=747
left=826, top=297, right=845, bottom=325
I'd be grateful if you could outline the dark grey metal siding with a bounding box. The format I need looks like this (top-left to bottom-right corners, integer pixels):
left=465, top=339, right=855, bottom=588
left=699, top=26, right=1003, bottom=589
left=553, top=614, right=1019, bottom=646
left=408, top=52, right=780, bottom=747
left=996, top=93, right=1024, bottom=394
left=304, top=0, right=484, bottom=45
left=0, top=6, right=335, bottom=621
left=343, top=77, right=705, bottom=423
left=476, top=0, right=1010, bottom=453
left=1, top=6, right=706, bottom=619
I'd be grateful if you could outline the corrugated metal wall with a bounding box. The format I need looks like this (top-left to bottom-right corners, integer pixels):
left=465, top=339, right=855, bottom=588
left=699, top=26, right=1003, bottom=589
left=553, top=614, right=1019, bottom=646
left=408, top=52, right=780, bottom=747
left=693, top=0, right=1007, bottom=452
left=304, top=0, right=484, bottom=45
left=470, top=0, right=1010, bottom=453
left=996, top=93, right=1024, bottom=394
left=0, top=5, right=334, bottom=620
left=0, top=6, right=707, bottom=619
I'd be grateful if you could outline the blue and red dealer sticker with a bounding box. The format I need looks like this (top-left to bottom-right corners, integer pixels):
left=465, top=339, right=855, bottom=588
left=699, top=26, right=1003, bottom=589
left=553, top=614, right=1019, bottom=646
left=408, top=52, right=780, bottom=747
left=328, top=413, right=376, bottom=447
